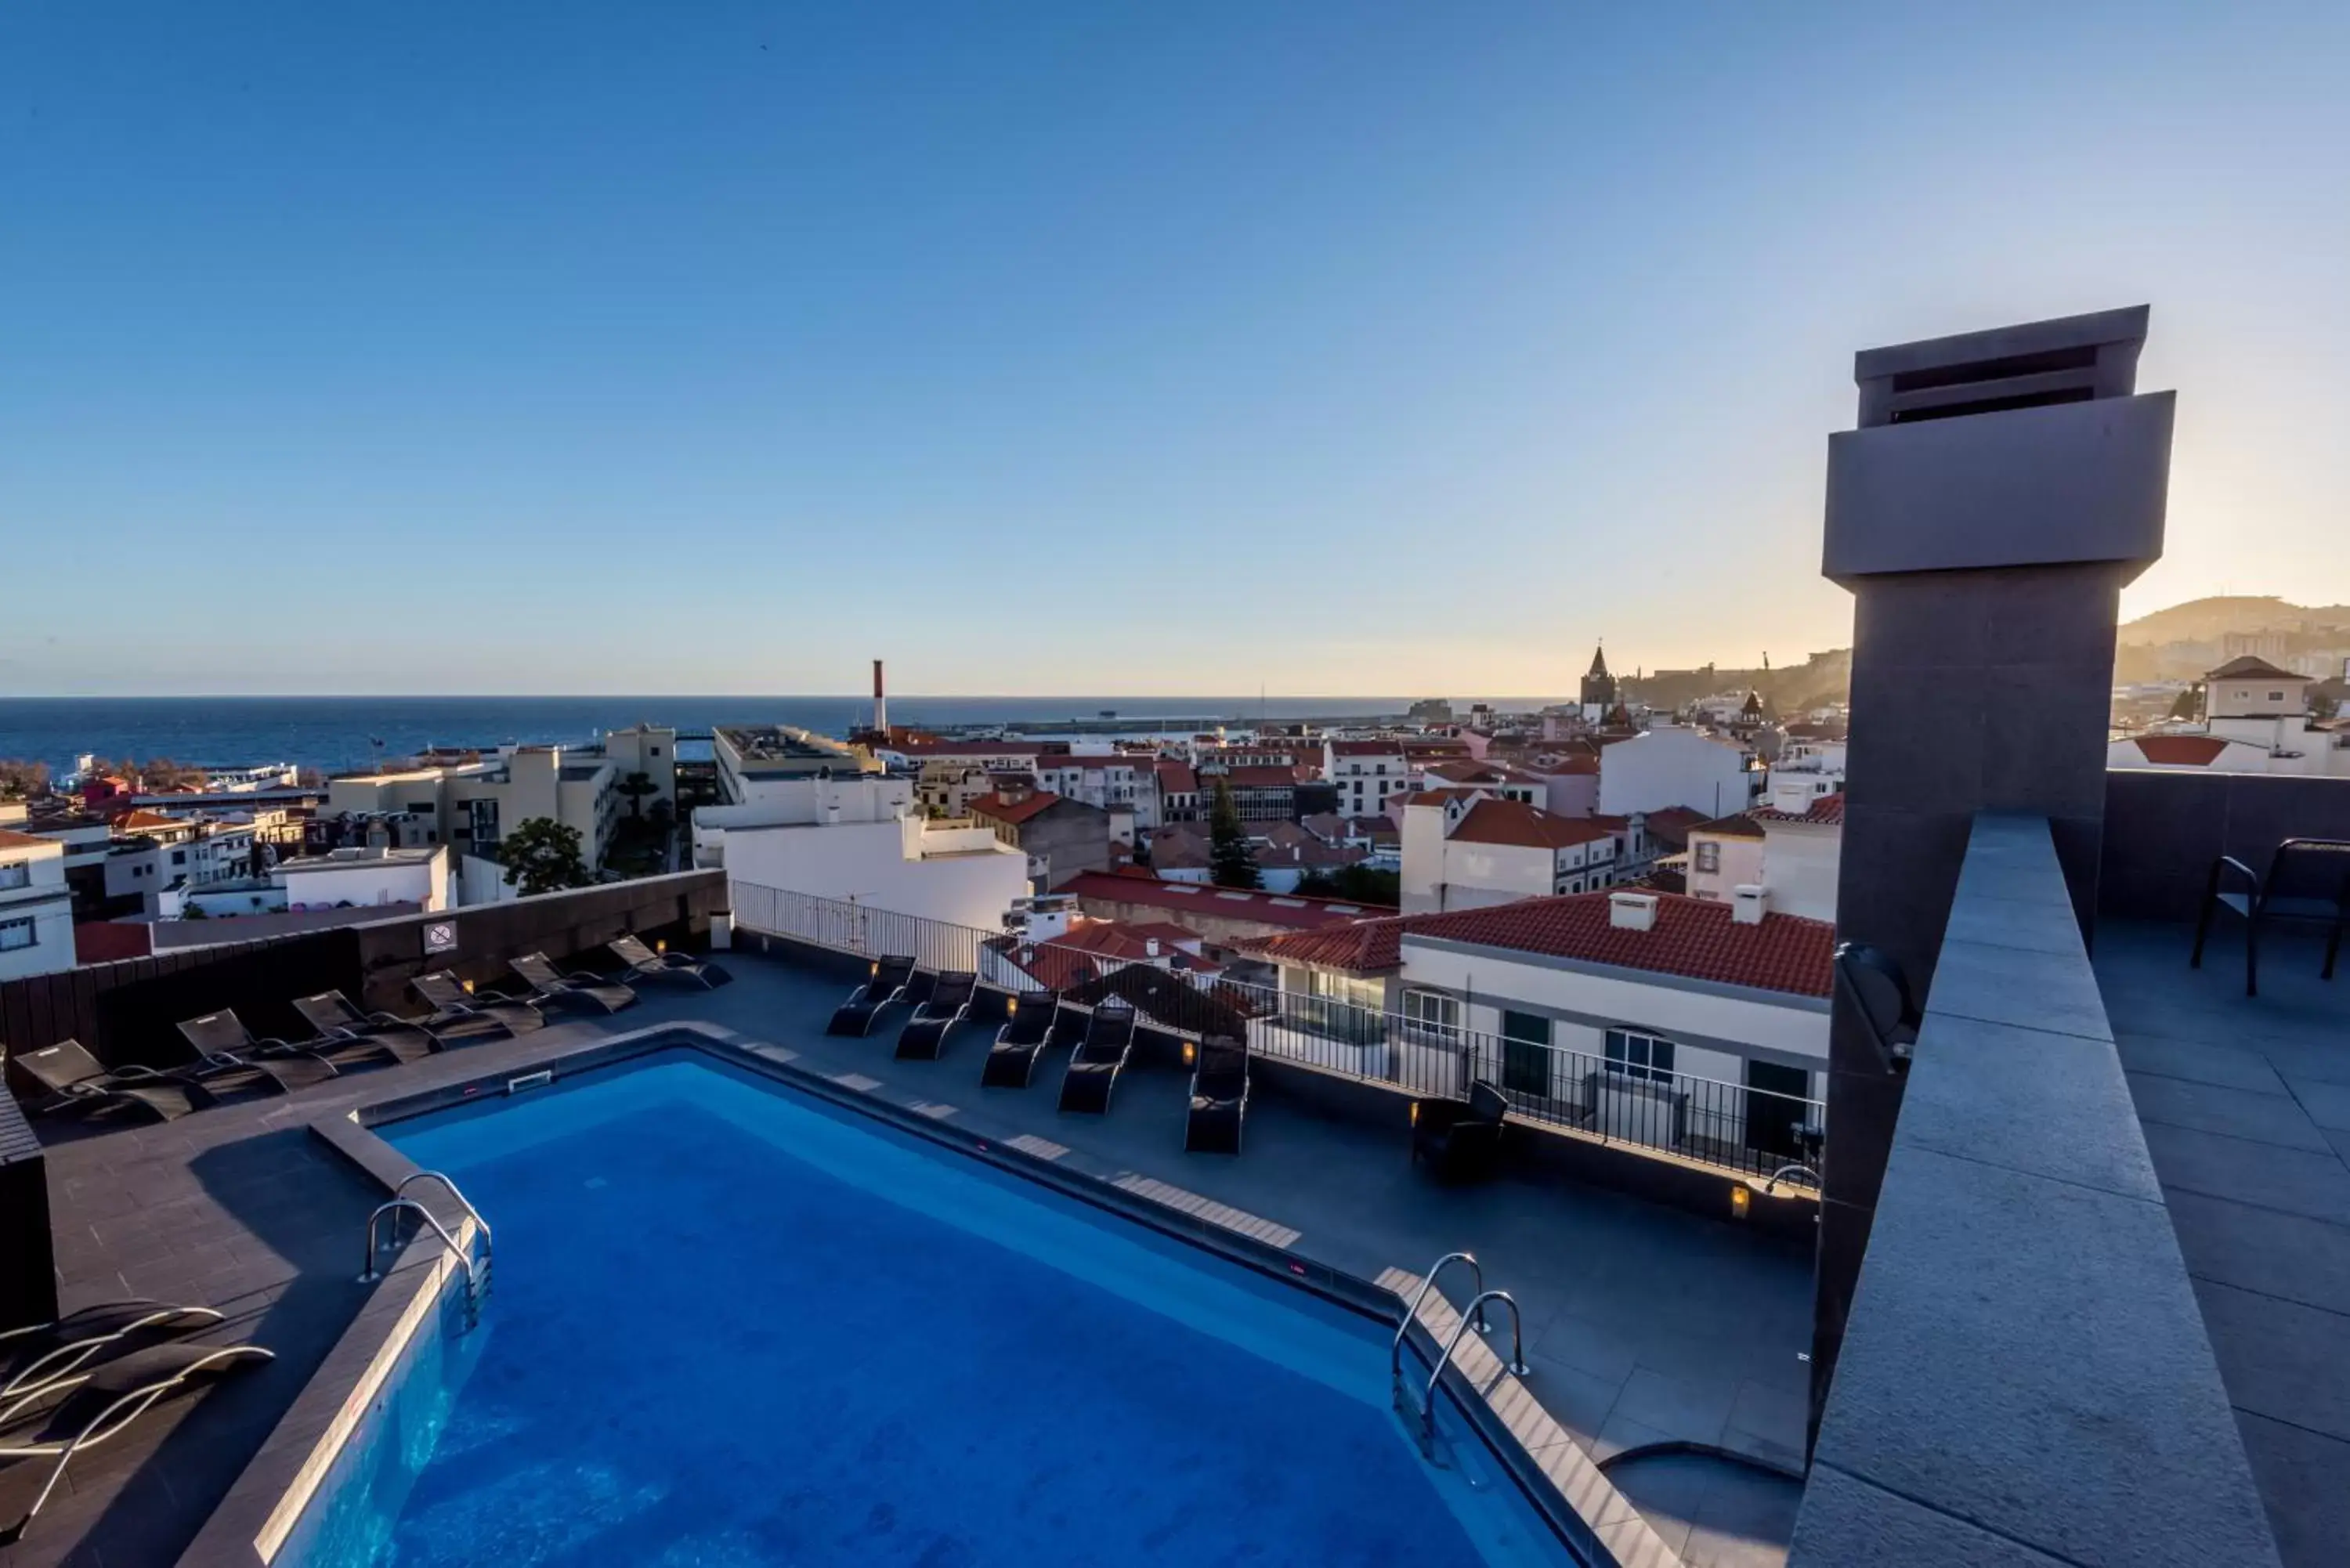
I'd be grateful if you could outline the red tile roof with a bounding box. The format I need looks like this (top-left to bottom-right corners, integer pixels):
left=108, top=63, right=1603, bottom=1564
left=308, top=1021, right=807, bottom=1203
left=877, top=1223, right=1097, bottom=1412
left=1689, top=811, right=1765, bottom=840
left=0, top=828, right=59, bottom=853
left=1155, top=761, right=1198, bottom=793
left=1328, top=740, right=1405, bottom=757
left=2206, top=656, right=2302, bottom=682
left=967, top=790, right=1064, bottom=826
left=1448, top=799, right=1615, bottom=851
left=1220, top=765, right=1310, bottom=789
left=2126, top=735, right=2234, bottom=767
left=1239, top=888, right=1832, bottom=996
left=1641, top=807, right=1708, bottom=848
left=1057, top=872, right=1390, bottom=928
left=1752, top=793, right=1846, bottom=826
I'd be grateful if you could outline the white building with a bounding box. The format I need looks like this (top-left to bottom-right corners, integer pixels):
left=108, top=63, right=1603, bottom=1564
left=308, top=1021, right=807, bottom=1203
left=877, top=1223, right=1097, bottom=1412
left=275, top=844, right=452, bottom=913
left=1034, top=754, right=1163, bottom=830
left=327, top=741, right=629, bottom=869
left=1683, top=786, right=1842, bottom=923
left=2106, top=657, right=2350, bottom=778
left=1241, top=887, right=1832, bottom=1161
left=1597, top=725, right=1757, bottom=820
left=0, top=828, right=75, bottom=980
left=714, top=726, right=878, bottom=808
left=720, top=812, right=1029, bottom=935
left=1400, top=793, right=1618, bottom=914
left=1325, top=739, right=1411, bottom=820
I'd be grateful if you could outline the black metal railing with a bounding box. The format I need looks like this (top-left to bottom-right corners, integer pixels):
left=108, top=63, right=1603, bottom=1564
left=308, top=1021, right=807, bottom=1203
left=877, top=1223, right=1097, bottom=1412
left=731, top=882, right=1825, bottom=1181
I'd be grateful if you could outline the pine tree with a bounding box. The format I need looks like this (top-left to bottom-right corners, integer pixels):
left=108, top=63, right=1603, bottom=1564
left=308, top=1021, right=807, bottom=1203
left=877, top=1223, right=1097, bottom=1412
left=1208, top=779, right=1262, bottom=890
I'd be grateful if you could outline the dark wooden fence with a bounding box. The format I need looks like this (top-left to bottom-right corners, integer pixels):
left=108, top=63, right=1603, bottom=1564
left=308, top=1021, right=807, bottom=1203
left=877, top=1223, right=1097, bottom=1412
left=1, top=870, right=725, bottom=1076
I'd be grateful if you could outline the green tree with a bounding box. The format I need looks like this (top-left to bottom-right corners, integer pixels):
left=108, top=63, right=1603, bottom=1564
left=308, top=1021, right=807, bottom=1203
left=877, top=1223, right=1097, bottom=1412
left=1295, top=864, right=1401, bottom=905
left=1208, top=779, right=1262, bottom=890
left=2167, top=685, right=2202, bottom=721
left=616, top=771, right=659, bottom=818
left=0, top=759, right=49, bottom=800
left=501, top=817, right=593, bottom=897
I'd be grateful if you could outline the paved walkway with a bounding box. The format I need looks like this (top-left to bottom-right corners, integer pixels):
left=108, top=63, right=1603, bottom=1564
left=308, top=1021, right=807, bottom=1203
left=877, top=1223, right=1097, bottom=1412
left=2098, top=920, right=2350, bottom=1568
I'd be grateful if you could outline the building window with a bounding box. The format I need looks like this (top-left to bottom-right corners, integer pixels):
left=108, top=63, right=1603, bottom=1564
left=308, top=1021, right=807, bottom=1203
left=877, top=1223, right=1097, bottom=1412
left=0, top=862, right=27, bottom=891
left=0, top=917, right=34, bottom=952
left=1694, top=842, right=1720, bottom=873
left=1502, top=1010, right=1551, bottom=1097
left=1604, top=1029, right=1675, bottom=1084
left=1402, top=988, right=1461, bottom=1042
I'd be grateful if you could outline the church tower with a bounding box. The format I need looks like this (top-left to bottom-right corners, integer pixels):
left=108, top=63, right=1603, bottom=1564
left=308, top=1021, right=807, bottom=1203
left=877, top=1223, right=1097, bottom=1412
left=1579, top=644, right=1617, bottom=718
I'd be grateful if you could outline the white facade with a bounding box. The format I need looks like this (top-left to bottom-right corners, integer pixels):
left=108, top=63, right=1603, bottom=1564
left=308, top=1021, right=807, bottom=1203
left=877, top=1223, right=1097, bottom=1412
left=275, top=845, right=451, bottom=912
left=1034, top=757, right=1162, bottom=831
left=1401, top=795, right=1618, bottom=916
left=721, top=815, right=1029, bottom=934
left=1686, top=826, right=1766, bottom=905
left=0, top=832, right=75, bottom=981
left=1325, top=742, right=1410, bottom=820
left=1598, top=727, right=1756, bottom=819
left=692, top=775, right=919, bottom=869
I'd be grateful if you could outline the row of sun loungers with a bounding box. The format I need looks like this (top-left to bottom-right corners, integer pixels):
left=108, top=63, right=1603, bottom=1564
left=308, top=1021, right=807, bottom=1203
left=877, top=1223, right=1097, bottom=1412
left=0, top=1297, right=273, bottom=1544
left=13, top=939, right=728, bottom=1125
left=826, top=959, right=1251, bottom=1150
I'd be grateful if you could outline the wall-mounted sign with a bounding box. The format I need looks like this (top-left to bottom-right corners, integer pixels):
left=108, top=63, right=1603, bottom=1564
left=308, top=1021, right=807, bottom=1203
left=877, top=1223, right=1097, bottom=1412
left=422, top=920, right=459, bottom=956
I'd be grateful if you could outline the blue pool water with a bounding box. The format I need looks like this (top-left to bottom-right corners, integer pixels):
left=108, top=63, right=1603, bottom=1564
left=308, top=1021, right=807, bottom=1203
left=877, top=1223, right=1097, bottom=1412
left=297, top=1052, right=1566, bottom=1566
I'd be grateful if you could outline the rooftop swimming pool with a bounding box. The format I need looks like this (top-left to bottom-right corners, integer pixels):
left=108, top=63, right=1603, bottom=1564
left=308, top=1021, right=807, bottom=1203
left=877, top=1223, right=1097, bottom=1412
left=279, top=1050, right=1579, bottom=1566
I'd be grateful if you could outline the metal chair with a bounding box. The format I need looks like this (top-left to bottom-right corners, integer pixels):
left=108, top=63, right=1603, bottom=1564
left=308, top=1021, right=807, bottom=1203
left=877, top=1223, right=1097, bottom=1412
left=2192, top=838, right=2350, bottom=996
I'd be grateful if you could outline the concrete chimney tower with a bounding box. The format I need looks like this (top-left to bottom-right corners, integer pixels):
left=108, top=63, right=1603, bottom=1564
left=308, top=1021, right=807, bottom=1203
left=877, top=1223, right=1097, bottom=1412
left=872, top=659, right=888, bottom=739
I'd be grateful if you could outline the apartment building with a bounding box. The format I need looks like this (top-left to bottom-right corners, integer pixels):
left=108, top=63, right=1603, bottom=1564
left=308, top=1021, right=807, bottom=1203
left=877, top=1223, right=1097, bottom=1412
left=1324, top=739, right=1409, bottom=820
left=2107, top=656, right=2350, bottom=777
left=1034, top=753, right=1162, bottom=829
left=327, top=743, right=624, bottom=870
left=0, top=828, right=74, bottom=981
left=968, top=786, right=1114, bottom=890
left=715, top=726, right=878, bottom=807
left=1596, top=724, right=1757, bottom=820
left=1400, top=793, right=1619, bottom=913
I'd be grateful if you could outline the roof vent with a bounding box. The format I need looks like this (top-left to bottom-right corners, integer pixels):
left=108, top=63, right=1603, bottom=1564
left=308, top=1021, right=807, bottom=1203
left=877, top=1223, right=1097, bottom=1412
left=1609, top=891, right=1658, bottom=932
left=1733, top=884, right=1767, bottom=925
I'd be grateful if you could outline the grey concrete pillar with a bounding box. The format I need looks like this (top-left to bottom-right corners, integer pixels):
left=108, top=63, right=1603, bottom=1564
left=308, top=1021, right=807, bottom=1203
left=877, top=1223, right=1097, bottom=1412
left=1808, top=306, right=2173, bottom=1441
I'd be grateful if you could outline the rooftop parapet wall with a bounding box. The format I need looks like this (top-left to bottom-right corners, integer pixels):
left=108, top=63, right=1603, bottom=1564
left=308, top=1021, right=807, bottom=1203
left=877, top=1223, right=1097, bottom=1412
left=1791, top=813, right=2279, bottom=1567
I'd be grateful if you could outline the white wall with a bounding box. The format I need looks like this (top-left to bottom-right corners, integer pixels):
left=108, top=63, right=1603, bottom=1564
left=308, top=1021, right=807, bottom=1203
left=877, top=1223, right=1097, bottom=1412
left=278, top=849, right=449, bottom=912
left=722, top=819, right=1029, bottom=933
left=1687, top=832, right=1766, bottom=904
left=1599, top=728, right=1754, bottom=818
left=1759, top=824, right=1841, bottom=923
left=0, top=842, right=74, bottom=980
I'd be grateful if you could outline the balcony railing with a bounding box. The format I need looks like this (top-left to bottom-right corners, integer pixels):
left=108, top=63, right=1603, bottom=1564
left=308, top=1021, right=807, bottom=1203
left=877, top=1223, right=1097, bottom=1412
left=731, top=881, right=1824, bottom=1182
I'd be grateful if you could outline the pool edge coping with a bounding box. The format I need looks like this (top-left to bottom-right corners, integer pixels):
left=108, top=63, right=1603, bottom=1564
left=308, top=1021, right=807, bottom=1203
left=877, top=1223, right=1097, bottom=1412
left=178, top=1021, right=1675, bottom=1568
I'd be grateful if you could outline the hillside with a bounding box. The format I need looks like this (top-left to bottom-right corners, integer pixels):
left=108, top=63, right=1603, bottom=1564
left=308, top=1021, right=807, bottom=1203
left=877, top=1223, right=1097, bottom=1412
left=2118, top=596, right=2350, bottom=647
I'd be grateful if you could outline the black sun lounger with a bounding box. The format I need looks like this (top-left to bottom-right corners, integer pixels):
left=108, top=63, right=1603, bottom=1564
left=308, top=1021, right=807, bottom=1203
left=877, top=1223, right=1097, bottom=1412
left=609, top=933, right=734, bottom=990
left=510, top=952, right=639, bottom=1015
left=0, top=1340, right=274, bottom=1545
left=291, top=992, right=440, bottom=1063
left=827, top=956, right=917, bottom=1036
left=1410, top=1080, right=1509, bottom=1180
left=10, top=1041, right=212, bottom=1122
left=895, top=971, right=978, bottom=1060
left=0, top=1301, right=224, bottom=1404
left=178, top=1009, right=368, bottom=1079
left=1057, top=1003, right=1137, bottom=1115
left=411, top=971, right=544, bottom=1041
left=1184, top=1035, right=1251, bottom=1154
left=979, top=991, right=1062, bottom=1087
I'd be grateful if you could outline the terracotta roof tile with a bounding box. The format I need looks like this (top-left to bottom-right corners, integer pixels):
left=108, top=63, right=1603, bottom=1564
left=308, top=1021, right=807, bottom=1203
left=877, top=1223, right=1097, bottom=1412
left=1448, top=798, right=1615, bottom=850
left=1752, top=793, right=1846, bottom=826
left=1057, top=872, right=1390, bottom=928
left=1689, top=811, right=1766, bottom=840
left=967, top=790, right=1064, bottom=826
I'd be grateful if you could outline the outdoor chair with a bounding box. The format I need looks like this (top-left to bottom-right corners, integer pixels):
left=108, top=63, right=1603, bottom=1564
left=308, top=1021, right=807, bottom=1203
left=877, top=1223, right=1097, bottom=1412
left=895, top=970, right=978, bottom=1060
left=0, top=1341, right=274, bottom=1544
left=1834, top=941, right=1921, bottom=1075
left=0, top=1300, right=224, bottom=1405
left=827, top=956, right=918, bottom=1036
left=291, top=992, right=440, bottom=1063
left=411, top=970, right=545, bottom=1040
left=178, top=1008, right=380, bottom=1078
left=1057, top=1003, right=1137, bottom=1115
left=1184, top=1035, right=1250, bottom=1154
left=509, top=952, right=639, bottom=1015
left=609, top=933, right=733, bottom=990
left=10, top=1040, right=212, bottom=1123
left=2192, top=837, right=2350, bottom=996
left=979, top=990, right=1062, bottom=1088
left=1410, top=1080, right=1509, bottom=1180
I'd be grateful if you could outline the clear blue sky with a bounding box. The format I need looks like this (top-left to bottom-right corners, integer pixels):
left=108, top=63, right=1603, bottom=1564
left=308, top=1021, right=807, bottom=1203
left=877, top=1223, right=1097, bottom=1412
left=4, top=3, right=2345, bottom=697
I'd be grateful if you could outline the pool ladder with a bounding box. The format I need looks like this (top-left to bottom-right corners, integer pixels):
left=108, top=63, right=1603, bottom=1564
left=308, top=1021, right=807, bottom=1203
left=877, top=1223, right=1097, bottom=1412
left=1390, top=1252, right=1529, bottom=1460
left=359, top=1172, right=495, bottom=1332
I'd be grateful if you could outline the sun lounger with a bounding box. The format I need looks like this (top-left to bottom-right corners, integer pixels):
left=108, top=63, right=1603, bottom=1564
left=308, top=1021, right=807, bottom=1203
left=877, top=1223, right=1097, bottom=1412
left=609, top=933, right=733, bottom=990
left=0, top=1340, right=274, bottom=1544
left=979, top=991, right=1063, bottom=1088
left=895, top=971, right=978, bottom=1060
left=827, top=956, right=917, bottom=1036
left=1410, top=1080, right=1509, bottom=1180
left=177, top=1009, right=368, bottom=1079
left=410, top=971, right=544, bottom=1040
left=509, top=953, right=638, bottom=1015
left=1057, top=1003, right=1137, bottom=1115
left=9, top=1041, right=212, bottom=1122
left=291, top=992, right=440, bottom=1063
left=1184, top=1035, right=1251, bottom=1154
left=0, top=1300, right=224, bottom=1404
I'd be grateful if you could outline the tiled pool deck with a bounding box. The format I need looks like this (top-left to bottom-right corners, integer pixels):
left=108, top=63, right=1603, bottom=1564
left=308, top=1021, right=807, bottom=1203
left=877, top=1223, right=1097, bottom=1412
left=2098, top=920, right=2350, bottom=1568
left=7, top=949, right=1812, bottom=1567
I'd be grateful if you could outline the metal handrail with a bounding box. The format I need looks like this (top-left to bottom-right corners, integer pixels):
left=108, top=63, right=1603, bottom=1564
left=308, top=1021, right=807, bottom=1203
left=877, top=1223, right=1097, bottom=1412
left=394, top=1170, right=494, bottom=1251
left=358, top=1198, right=482, bottom=1327
left=1765, top=1163, right=1820, bottom=1195
left=1419, top=1289, right=1531, bottom=1449
left=1390, top=1252, right=1485, bottom=1388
